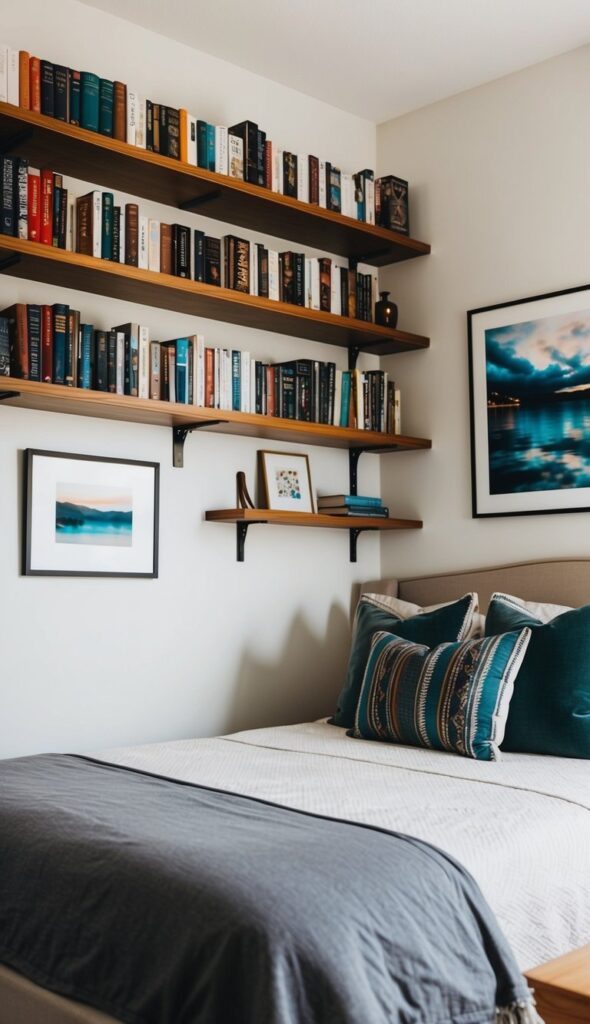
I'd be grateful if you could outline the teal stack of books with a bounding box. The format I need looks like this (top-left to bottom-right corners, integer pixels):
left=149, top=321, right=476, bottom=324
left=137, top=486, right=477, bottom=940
left=317, top=494, right=389, bottom=518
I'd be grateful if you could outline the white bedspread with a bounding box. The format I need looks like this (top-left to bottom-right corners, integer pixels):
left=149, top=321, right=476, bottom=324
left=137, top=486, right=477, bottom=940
left=97, top=720, right=590, bottom=971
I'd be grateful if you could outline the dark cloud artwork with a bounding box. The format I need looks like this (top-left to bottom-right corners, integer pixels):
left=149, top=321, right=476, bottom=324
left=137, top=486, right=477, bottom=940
left=485, top=309, right=590, bottom=495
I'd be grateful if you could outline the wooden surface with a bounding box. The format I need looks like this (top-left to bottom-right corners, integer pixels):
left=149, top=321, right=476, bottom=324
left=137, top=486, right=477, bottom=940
left=0, top=377, right=432, bottom=452
left=526, top=945, right=590, bottom=1024
left=205, top=508, right=423, bottom=530
left=0, top=236, right=430, bottom=355
left=0, top=103, right=430, bottom=267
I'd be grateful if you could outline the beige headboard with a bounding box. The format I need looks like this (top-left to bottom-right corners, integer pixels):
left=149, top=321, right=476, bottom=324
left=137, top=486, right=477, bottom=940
left=361, top=559, right=590, bottom=613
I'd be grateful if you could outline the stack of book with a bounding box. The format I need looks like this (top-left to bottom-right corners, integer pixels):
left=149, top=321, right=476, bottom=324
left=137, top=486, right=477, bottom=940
left=0, top=42, right=410, bottom=232
left=317, top=495, right=390, bottom=518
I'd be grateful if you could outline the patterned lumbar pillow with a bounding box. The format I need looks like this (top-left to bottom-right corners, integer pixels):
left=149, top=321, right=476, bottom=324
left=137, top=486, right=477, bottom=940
left=486, top=593, right=590, bottom=757
left=331, top=592, right=481, bottom=729
left=352, top=627, right=531, bottom=761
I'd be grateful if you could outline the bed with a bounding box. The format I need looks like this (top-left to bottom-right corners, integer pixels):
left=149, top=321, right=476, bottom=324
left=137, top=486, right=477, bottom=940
left=2, top=558, right=590, bottom=1024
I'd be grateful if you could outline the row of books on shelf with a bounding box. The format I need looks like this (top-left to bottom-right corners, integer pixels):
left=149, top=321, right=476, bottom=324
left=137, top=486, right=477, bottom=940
left=0, top=302, right=401, bottom=432
left=317, top=494, right=390, bottom=518
left=0, top=162, right=380, bottom=321
left=0, top=43, right=410, bottom=233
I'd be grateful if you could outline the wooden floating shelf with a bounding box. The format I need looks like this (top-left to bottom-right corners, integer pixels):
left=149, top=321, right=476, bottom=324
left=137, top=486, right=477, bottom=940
left=205, top=508, right=423, bottom=561
left=0, top=377, right=432, bottom=454
left=0, top=103, right=431, bottom=267
left=0, top=237, right=429, bottom=356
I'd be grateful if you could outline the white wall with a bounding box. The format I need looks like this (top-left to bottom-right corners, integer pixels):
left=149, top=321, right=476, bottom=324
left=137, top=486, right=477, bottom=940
left=0, top=0, right=383, bottom=757
left=378, top=45, right=590, bottom=582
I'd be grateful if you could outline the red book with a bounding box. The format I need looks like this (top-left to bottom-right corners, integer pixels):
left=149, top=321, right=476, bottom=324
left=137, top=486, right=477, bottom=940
left=41, top=304, right=53, bottom=382
left=27, top=168, right=41, bottom=241
left=264, top=140, right=272, bottom=190
left=205, top=347, right=214, bottom=407
left=29, top=57, right=41, bottom=113
left=40, top=170, right=53, bottom=246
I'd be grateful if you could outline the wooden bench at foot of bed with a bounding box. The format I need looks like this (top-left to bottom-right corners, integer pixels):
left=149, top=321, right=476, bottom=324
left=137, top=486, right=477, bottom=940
left=526, top=944, right=590, bottom=1024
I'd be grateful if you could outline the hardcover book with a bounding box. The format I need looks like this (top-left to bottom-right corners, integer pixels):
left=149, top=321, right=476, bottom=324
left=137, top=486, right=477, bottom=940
left=124, top=203, right=139, bottom=266
left=26, top=304, right=41, bottom=382
left=29, top=57, right=41, bottom=113
left=228, top=133, right=244, bottom=180
left=1, top=304, right=28, bottom=379
left=282, top=152, right=297, bottom=198
left=228, top=120, right=258, bottom=184
left=0, top=315, right=10, bottom=376
left=113, top=81, right=127, bottom=141
left=160, top=223, right=172, bottom=275
left=80, top=71, right=99, bottom=132
left=69, top=70, right=81, bottom=125
left=376, top=174, right=409, bottom=235
left=40, top=60, right=54, bottom=117
left=204, top=236, right=221, bottom=286
left=99, top=79, right=114, bottom=137
left=53, top=65, right=69, bottom=121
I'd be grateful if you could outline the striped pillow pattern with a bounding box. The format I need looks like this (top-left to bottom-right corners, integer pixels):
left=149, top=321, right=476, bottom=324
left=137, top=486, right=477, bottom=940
left=353, top=628, right=531, bottom=761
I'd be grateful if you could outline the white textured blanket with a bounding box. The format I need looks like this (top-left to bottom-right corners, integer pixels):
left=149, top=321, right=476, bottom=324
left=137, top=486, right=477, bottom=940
left=97, top=720, right=590, bottom=971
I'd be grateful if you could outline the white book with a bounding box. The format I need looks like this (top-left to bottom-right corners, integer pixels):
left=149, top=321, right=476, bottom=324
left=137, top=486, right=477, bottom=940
left=148, top=219, right=160, bottom=272
left=249, top=240, right=257, bottom=296
left=213, top=347, right=220, bottom=409
left=195, top=334, right=205, bottom=407
left=274, top=149, right=283, bottom=194
left=310, top=259, right=320, bottom=311
left=304, top=258, right=312, bottom=308
left=240, top=351, right=250, bottom=413
left=0, top=47, right=7, bottom=103
left=365, top=178, right=375, bottom=224
left=126, top=91, right=138, bottom=146
left=341, top=174, right=354, bottom=218
left=271, top=147, right=279, bottom=192
left=7, top=49, right=18, bottom=105
left=119, top=207, right=125, bottom=264
left=167, top=347, right=176, bottom=404
left=268, top=250, right=279, bottom=300
left=150, top=341, right=161, bottom=400
left=331, top=260, right=343, bottom=315
left=250, top=359, right=257, bottom=413
left=224, top=348, right=232, bottom=410
left=136, top=97, right=146, bottom=148
left=354, top=369, right=365, bottom=429
left=393, top=385, right=401, bottom=434
left=138, top=325, right=150, bottom=399
left=115, top=332, right=125, bottom=394
left=138, top=215, right=148, bottom=269
left=187, top=115, right=197, bottom=166
left=66, top=198, right=75, bottom=251
left=215, top=126, right=228, bottom=175
left=333, top=371, right=342, bottom=426
left=297, top=156, right=308, bottom=202
left=92, top=192, right=101, bottom=258
left=318, top=160, right=327, bottom=208
left=228, top=134, right=244, bottom=179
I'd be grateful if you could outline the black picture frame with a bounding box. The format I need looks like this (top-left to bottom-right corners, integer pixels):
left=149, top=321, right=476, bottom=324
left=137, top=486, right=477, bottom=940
left=468, top=283, right=590, bottom=518
left=23, top=449, right=160, bottom=577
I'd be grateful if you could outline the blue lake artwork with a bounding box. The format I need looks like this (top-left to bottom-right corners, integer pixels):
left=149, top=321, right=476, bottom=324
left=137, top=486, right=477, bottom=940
left=55, top=481, right=133, bottom=546
left=485, top=309, right=590, bottom=495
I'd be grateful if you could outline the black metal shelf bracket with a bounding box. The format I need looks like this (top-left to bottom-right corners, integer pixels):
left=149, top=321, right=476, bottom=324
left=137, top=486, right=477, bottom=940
left=179, top=189, right=222, bottom=211
left=349, top=527, right=362, bottom=563
left=0, top=254, right=21, bottom=274
left=348, top=345, right=361, bottom=372
left=237, top=522, right=249, bottom=562
left=0, top=389, right=20, bottom=401
left=172, top=419, right=225, bottom=468
left=0, top=127, right=33, bottom=154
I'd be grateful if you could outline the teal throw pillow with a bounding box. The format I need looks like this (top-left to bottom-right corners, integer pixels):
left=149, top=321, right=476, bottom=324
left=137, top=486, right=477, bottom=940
left=331, top=593, right=479, bottom=729
left=486, top=593, right=590, bottom=757
left=353, top=628, right=531, bottom=761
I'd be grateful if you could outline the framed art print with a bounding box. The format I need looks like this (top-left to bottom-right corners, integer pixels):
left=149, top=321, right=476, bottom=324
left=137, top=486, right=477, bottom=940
left=258, top=450, right=315, bottom=513
left=468, top=284, right=590, bottom=517
left=23, top=450, right=160, bottom=577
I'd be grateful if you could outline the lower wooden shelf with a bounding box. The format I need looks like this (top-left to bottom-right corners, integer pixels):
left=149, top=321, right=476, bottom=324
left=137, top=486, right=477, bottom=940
left=205, top=507, right=423, bottom=562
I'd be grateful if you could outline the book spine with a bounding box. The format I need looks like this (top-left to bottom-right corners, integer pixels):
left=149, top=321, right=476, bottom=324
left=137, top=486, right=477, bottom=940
left=138, top=215, right=148, bottom=269
left=126, top=90, right=137, bottom=145
left=197, top=120, right=208, bottom=168
left=264, top=140, right=272, bottom=189
left=318, top=159, right=327, bottom=208
left=66, top=308, right=79, bottom=386
left=99, top=79, right=114, bottom=137
left=115, top=332, right=125, bottom=394
left=18, top=51, right=30, bottom=109
left=7, top=49, right=19, bottom=106
left=160, top=223, right=172, bottom=275
left=150, top=340, right=161, bottom=399
left=125, top=203, right=139, bottom=266
left=92, top=191, right=101, bottom=258
left=206, top=124, right=215, bottom=171
left=51, top=173, right=62, bottom=246
left=215, top=126, right=228, bottom=174
left=40, top=60, right=54, bottom=117
left=95, top=330, right=108, bottom=390
left=79, top=323, right=94, bottom=389
left=69, top=69, right=80, bottom=125
left=167, top=346, right=176, bottom=402
left=40, top=169, right=53, bottom=245
left=148, top=219, right=160, bottom=272
left=52, top=304, right=69, bottom=385
left=14, top=156, right=27, bottom=240
left=112, top=81, right=126, bottom=141
left=179, top=108, right=188, bottom=162
left=128, top=325, right=139, bottom=396
left=135, top=95, right=146, bottom=148
left=0, top=47, right=6, bottom=103
left=228, top=133, right=244, bottom=180
left=175, top=337, right=189, bottom=403
left=41, top=305, right=53, bottom=382
left=53, top=65, right=69, bottom=121
left=187, top=115, right=197, bottom=166
left=58, top=186, right=68, bottom=248
left=27, top=305, right=41, bottom=382
left=193, top=229, right=204, bottom=281
left=107, top=329, right=117, bottom=393
left=112, top=206, right=120, bottom=262
left=0, top=316, right=8, bottom=376
left=80, top=72, right=99, bottom=131
left=166, top=107, right=180, bottom=159
left=268, top=250, right=279, bottom=301
left=101, top=192, right=114, bottom=259
left=1, top=156, right=15, bottom=236
left=138, top=325, right=150, bottom=399
left=29, top=57, right=41, bottom=113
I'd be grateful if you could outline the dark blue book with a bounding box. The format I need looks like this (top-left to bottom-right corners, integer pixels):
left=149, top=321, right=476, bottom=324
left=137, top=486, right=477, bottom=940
left=26, top=305, right=42, bottom=382
left=80, top=72, right=100, bottom=132
left=52, top=304, right=70, bottom=385
left=0, top=316, right=10, bottom=376
left=194, top=229, right=205, bottom=282
left=69, top=70, right=81, bottom=126
left=232, top=350, right=241, bottom=411
left=95, top=330, right=108, bottom=391
left=206, top=124, right=216, bottom=171
left=53, top=65, right=69, bottom=121
left=196, top=120, right=208, bottom=168
left=175, top=338, right=189, bottom=403
left=99, top=79, right=114, bottom=137
left=1, top=156, right=15, bottom=236
left=78, top=324, right=94, bottom=389
left=40, top=61, right=54, bottom=117
left=101, top=192, right=114, bottom=260
left=52, top=176, right=62, bottom=247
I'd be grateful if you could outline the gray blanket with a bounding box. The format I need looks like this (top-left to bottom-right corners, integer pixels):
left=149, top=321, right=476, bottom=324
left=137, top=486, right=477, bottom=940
left=0, top=754, right=537, bottom=1024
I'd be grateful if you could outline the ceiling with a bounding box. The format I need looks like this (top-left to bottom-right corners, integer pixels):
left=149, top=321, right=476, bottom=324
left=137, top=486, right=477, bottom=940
left=80, top=0, right=590, bottom=123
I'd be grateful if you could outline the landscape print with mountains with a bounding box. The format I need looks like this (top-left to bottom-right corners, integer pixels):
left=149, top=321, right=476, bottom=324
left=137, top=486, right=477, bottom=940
left=55, top=482, right=133, bottom=546
left=469, top=286, right=590, bottom=516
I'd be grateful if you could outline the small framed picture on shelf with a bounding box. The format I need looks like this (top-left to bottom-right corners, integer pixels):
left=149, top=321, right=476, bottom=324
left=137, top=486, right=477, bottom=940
left=23, top=449, right=159, bottom=577
left=468, top=282, right=590, bottom=517
left=258, top=450, right=315, bottom=513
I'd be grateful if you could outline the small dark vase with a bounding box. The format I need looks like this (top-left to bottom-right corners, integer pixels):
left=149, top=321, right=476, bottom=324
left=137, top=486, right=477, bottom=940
left=374, top=291, right=398, bottom=329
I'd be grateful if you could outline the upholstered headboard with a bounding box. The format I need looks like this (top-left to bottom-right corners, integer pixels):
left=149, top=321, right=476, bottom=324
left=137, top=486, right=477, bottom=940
left=361, top=559, right=590, bottom=613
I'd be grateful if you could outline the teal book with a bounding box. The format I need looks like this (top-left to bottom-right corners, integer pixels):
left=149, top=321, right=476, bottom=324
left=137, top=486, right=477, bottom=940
left=206, top=124, right=215, bottom=171
left=79, top=323, right=94, bottom=389
left=232, top=350, right=241, bottom=411
left=175, top=337, right=189, bottom=404
left=80, top=72, right=100, bottom=132
left=197, top=120, right=208, bottom=168
left=52, top=303, right=70, bottom=385
left=340, top=370, right=351, bottom=427
left=101, top=192, right=114, bottom=260
left=69, top=70, right=81, bottom=126
left=99, top=79, right=114, bottom=137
